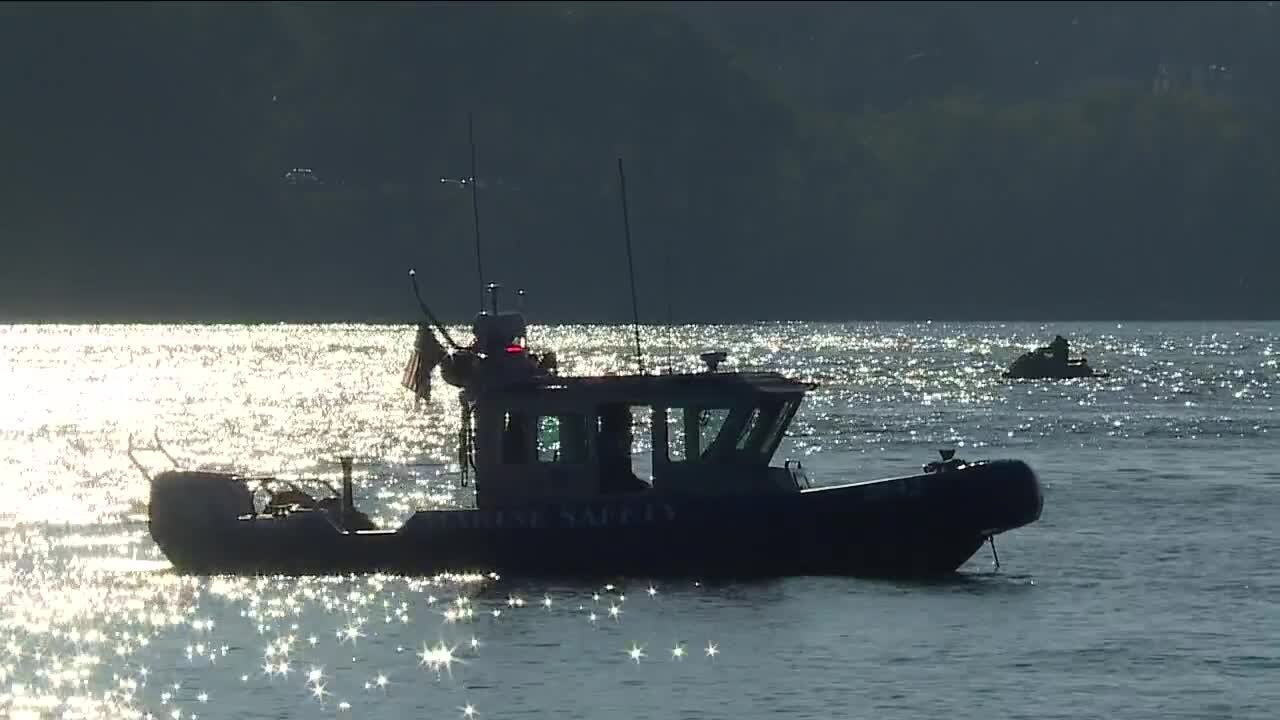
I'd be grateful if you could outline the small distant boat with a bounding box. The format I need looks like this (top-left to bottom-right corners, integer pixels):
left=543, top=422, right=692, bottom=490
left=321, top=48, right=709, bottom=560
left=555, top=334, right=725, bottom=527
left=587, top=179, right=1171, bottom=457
left=1003, top=335, right=1108, bottom=380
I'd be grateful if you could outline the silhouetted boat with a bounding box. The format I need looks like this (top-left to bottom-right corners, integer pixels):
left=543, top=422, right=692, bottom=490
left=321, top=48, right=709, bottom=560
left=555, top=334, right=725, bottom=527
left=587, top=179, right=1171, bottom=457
left=1002, top=350, right=1108, bottom=380
left=141, top=285, right=1044, bottom=579
left=1002, top=335, right=1107, bottom=380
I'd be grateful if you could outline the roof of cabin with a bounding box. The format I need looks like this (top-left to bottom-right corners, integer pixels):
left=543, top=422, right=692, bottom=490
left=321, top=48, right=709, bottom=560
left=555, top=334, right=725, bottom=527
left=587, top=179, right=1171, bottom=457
left=477, top=370, right=814, bottom=406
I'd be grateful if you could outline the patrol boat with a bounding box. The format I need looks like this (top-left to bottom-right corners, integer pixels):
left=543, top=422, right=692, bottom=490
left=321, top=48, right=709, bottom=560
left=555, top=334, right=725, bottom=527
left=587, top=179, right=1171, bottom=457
left=143, top=282, right=1044, bottom=579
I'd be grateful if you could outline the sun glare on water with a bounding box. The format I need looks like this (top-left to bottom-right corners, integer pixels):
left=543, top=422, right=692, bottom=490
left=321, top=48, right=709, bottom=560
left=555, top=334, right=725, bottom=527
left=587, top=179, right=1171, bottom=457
left=1, top=321, right=1273, bottom=718
left=0, top=323, right=751, bottom=719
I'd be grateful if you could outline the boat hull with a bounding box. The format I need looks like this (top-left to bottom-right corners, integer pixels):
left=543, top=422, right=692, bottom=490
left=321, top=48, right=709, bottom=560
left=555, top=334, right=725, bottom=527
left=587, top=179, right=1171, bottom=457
left=1003, top=352, right=1107, bottom=380
left=149, top=459, right=1042, bottom=579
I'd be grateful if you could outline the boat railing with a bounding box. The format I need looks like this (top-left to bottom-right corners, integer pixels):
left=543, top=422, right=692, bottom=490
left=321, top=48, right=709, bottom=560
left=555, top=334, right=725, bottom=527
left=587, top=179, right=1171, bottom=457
left=246, top=476, right=342, bottom=514
left=127, top=430, right=180, bottom=482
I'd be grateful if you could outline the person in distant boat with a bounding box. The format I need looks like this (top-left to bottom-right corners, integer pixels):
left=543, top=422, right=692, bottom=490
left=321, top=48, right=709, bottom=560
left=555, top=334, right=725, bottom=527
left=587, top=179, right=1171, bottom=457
left=1047, top=335, right=1069, bottom=366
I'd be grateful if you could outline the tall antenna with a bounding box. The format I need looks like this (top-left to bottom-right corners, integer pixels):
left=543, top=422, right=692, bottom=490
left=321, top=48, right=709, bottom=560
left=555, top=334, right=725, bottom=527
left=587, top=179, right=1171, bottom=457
left=467, top=111, right=485, bottom=313
left=616, top=157, right=645, bottom=374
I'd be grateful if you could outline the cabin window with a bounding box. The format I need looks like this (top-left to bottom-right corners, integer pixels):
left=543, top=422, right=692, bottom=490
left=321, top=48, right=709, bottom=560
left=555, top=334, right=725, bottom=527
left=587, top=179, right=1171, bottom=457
left=653, top=399, right=800, bottom=469
left=665, top=409, right=686, bottom=462
left=630, top=406, right=652, bottom=454
left=697, top=408, right=731, bottom=459
left=631, top=406, right=655, bottom=480
left=536, top=416, right=560, bottom=462
left=535, top=414, right=588, bottom=464
left=693, top=404, right=786, bottom=462
left=759, top=399, right=799, bottom=458
left=734, top=407, right=763, bottom=451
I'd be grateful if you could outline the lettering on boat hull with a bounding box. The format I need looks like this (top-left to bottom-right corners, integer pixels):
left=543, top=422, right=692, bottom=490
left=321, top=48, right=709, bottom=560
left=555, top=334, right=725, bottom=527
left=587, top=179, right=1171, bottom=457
left=414, top=501, right=678, bottom=531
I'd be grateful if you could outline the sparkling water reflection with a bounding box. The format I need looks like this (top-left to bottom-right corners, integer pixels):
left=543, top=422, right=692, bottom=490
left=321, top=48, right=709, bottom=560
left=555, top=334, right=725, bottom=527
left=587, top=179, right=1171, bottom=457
left=1, top=322, right=1277, bottom=719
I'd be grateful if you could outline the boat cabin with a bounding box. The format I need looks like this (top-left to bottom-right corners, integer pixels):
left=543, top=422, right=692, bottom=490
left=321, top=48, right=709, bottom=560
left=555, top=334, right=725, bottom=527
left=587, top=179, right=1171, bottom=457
left=407, top=285, right=815, bottom=509
left=465, top=371, right=814, bottom=509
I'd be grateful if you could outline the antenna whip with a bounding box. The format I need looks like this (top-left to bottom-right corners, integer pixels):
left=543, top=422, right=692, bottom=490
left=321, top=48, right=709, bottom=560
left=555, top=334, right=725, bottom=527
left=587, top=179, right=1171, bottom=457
left=467, top=111, right=485, bottom=313
left=616, top=158, right=645, bottom=374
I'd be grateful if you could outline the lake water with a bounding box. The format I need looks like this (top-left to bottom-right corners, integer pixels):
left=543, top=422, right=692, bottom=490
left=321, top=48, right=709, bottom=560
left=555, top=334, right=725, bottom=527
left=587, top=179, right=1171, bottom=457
left=1, top=321, right=1276, bottom=719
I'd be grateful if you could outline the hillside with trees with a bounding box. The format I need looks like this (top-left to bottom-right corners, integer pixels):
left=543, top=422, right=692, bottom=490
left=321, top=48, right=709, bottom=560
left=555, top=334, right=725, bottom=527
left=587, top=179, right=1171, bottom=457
left=1, top=1, right=1276, bottom=322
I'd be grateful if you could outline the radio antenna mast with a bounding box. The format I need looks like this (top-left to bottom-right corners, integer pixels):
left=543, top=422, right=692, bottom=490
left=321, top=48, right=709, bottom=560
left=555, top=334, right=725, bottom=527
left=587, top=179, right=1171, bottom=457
left=467, top=111, right=485, bottom=313
left=615, top=157, right=645, bottom=374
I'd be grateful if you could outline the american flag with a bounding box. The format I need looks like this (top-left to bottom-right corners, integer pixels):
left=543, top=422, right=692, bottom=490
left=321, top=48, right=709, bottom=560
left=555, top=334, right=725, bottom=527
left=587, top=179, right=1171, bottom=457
left=402, top=323, right=446, bottom=400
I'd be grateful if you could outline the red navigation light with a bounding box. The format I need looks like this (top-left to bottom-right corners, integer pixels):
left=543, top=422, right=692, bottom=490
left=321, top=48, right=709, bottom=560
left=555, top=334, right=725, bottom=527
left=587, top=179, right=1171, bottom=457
left=505, top=344, right=524, bottom=354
